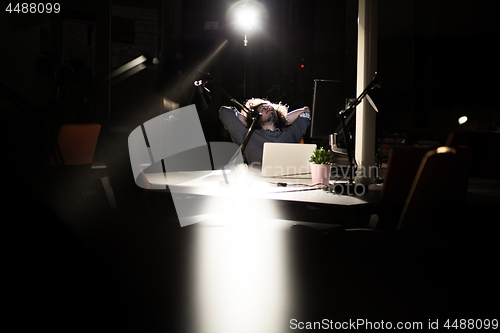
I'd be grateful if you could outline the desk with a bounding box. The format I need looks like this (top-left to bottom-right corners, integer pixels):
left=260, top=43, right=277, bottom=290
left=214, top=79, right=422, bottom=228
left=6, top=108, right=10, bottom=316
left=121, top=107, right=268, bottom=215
left=143, top=169, right=380, bottom=227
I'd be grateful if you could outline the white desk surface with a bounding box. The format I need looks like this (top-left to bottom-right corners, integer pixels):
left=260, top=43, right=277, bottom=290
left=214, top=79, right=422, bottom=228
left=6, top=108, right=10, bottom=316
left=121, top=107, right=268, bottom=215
left=144, top=169, right=378, bottom=206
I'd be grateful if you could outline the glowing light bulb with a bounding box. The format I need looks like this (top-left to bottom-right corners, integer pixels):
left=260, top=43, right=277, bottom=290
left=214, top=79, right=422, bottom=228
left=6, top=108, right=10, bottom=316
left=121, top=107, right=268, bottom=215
left=236, top=5, right=258, bottom=30
left=458, top=116, right=468, bottom=125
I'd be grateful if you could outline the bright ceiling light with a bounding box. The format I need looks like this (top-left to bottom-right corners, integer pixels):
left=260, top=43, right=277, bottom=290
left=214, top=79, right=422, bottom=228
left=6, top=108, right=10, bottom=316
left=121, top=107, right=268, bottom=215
left=458, top=116, right=468, bottom=125
left=236, top=4, right=258, bottom=30
left=229, top=0, right=266, bottom=33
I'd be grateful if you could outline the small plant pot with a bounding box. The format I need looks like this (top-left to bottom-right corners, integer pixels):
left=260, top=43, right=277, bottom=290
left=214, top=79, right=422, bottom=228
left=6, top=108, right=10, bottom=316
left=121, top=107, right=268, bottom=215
left=310, top=163, right=332, bottom=185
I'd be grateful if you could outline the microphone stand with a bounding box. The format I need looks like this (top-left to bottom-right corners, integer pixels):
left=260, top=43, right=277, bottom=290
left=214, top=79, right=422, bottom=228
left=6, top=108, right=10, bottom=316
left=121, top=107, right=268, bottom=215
left=197, top=72, right=259, bottom=183
left=334, top=74, right=379, bottom=195
left=198, top=72, right=259, bottom=164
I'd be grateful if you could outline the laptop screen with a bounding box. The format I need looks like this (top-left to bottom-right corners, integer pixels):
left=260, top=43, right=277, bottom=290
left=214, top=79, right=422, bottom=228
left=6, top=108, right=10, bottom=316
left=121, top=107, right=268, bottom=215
left=261, top=143, right=317, bottom=178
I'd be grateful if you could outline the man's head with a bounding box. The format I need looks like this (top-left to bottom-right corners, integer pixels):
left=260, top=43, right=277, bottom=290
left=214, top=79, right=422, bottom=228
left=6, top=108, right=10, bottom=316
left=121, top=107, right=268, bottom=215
left=245, top=98, right=288, bottom=129
left=256, top=103, right=278, bottom=127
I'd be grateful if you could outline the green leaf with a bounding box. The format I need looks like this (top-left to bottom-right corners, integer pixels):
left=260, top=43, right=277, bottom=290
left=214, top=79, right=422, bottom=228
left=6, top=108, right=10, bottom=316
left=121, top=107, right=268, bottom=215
left=309, top=147, right=334, bottom=164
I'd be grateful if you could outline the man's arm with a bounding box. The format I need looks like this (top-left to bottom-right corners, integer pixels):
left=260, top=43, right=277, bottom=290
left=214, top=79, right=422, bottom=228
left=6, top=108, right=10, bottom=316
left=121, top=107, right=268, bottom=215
left=237, top=111, right=249, bottom=127
left=285, top=106, right=311, bottom=125
left=282, top=106, right=311, bottom=142
left=219, top=106, right=250, bottom=145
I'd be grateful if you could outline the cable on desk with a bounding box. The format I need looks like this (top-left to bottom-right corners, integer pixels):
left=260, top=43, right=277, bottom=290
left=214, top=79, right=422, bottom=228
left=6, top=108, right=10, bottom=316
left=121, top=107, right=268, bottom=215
left=266, top=181, right=330, bottom=189
left=265, top=184, right=331, bottom=194
left=263, top=172, right=312, bottom=178
left=323, top=176, right=344, bottom=193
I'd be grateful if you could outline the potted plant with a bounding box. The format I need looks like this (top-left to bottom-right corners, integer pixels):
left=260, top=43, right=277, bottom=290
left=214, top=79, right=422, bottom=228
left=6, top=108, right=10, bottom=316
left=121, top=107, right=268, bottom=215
left=309, top=147, right=334, bottom=185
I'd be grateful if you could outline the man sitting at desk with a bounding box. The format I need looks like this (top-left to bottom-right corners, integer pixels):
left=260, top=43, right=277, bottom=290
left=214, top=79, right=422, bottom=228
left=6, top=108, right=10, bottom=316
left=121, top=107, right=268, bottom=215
left=219, top=98, right=311, bottom=169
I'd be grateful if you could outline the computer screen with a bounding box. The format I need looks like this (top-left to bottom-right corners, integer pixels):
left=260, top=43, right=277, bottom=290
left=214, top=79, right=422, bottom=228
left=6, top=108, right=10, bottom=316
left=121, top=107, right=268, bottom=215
left=310, top=79, right=356, bottom=139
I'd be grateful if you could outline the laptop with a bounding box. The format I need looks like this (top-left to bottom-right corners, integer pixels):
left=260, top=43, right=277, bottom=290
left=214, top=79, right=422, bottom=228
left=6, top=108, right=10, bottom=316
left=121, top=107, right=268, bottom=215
left=261, top=142, right=317, bottom=178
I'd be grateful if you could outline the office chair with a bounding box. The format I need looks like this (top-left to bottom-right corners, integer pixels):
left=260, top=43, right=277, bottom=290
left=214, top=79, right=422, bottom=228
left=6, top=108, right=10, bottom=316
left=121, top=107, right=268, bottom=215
left=375, top=145, right=437, bottom=232
left=397, top=147, right=457, bottom=234
left=50, top=124, right=101, bottom=166
left=50, top=123, right=117, bottom=209
left=377, top=144, right=471, bottom=232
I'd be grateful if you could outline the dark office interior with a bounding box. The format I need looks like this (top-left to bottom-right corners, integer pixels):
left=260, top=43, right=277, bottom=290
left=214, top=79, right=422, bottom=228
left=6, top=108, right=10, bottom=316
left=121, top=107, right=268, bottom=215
left=3, top=0, right=500, bottom=331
